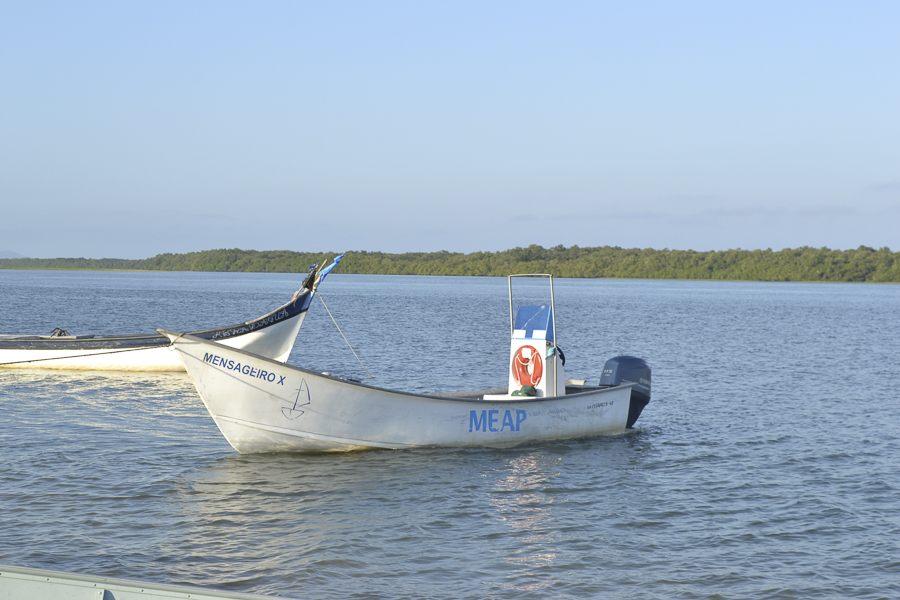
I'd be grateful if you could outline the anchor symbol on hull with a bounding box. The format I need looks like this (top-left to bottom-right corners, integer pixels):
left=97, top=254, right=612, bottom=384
left=282, top=379, right=311, bottom=419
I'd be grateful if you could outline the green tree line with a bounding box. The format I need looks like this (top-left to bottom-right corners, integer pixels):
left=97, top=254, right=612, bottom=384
left=1, top=245, right=898, bottom=282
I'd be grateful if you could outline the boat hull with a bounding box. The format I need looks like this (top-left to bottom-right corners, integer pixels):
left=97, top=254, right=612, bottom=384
left=165, top=331, right=636, bottom=454
left=0, top=292, right=312, bottom=371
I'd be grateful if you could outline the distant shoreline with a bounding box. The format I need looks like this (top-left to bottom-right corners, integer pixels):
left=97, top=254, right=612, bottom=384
left=0, top=245, right=897, bottom=283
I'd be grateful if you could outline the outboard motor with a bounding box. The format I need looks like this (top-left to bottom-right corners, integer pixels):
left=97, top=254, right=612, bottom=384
left=599, top=355, right=651, bottom=429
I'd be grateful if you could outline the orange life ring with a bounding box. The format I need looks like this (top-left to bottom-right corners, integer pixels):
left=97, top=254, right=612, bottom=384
left=512, top=345, right=544, bottom=387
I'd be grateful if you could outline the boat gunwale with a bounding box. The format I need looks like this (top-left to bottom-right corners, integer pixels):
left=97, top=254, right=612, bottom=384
left=167, top=330, right=636, bottom=405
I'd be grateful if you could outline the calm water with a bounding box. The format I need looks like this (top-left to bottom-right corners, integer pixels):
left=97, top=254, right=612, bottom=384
left=1, top=270, right=898, bottom=599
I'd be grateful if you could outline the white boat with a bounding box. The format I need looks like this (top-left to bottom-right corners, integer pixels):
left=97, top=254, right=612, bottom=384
left=163, top=274, right=652, bottom=453
left=0, top=256, right=344, bottom=371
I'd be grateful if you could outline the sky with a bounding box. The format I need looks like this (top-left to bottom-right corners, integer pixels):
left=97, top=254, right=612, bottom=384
left=1, top=1, right=898, bottom=259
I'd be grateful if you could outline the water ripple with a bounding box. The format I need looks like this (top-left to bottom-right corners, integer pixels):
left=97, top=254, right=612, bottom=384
left=2, top=273, right=900, bottom=598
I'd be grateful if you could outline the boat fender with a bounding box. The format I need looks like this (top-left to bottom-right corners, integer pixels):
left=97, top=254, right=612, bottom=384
left=512, top=345, right=544, bottom=387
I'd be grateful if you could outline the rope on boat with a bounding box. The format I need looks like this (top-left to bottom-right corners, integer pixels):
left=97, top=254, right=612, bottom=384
left=0, top=344, right=168, bottom=367
left=316, top=292, right=373, bottom=379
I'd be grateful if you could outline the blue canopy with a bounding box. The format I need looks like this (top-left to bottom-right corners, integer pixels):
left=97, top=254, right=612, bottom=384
left=513, top=305, right=554, bottom=342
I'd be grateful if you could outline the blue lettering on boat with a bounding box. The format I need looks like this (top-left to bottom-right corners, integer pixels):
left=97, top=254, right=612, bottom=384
left=469, top=409, right=527, bottom=432
left=469, top=411, right=487, bottom=432
left=201, top=352, right=284, bottom=385
left=211, top=308, right=292, bottom=341
left=488, top=410, right=499, bottom=432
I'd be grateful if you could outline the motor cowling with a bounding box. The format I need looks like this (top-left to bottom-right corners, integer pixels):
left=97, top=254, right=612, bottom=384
left=599, top=355, right=651, bottom=429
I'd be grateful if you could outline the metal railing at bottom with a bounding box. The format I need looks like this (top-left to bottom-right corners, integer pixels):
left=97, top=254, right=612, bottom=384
left=0, top=563, right=298, bottom=600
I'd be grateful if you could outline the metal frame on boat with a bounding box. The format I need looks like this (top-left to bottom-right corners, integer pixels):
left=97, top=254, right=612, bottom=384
left=0, top=563, right=290, bottom=600
left=163, top=274, right=652, bottom=453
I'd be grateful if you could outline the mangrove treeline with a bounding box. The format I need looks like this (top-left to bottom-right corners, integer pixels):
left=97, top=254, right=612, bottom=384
left=1, top=245, right=898, bottom=283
